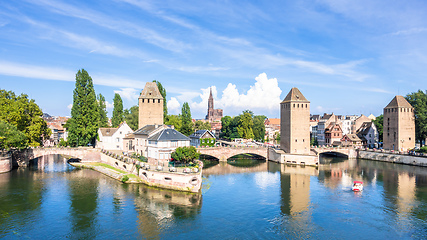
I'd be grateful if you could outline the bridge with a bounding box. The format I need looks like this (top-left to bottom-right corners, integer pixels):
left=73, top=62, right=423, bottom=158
left=11, top=147, right=101, bottom=167
left=310, top=147, right=357, bottom=159
left=197, top=146, right=268, bottom=161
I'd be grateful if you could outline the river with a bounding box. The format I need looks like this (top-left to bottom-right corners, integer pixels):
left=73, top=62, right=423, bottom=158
left=0, top=155, right=426, bottom=239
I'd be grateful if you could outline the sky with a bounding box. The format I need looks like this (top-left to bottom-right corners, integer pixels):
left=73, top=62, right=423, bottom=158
left=1, top=0, right=427, bottom=119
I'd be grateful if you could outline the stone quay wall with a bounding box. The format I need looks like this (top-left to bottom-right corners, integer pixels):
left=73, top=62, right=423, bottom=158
left=358, top=150, right=427, bottom=167
left=268, top=148, right=318, bottom=166
left=0, top=153, right=12, bottom=173
left=100, top=153, right=202, bottom=193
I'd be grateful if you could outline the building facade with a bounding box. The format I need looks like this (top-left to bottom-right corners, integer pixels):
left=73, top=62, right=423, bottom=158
left=96, top=121, right=133, bottom=150
left=280, top=88, right=310, bottom=154
left=138, top=82, right=164, bottom=129
left=383, top=95, right=415, bottom=151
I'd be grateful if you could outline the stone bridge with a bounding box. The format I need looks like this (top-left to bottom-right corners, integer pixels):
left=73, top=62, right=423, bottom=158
left=197, top=146, right=268, bottom=161
left=11, top=147, right=101, bottom=167
left=310, top=147, right=357, bottom=159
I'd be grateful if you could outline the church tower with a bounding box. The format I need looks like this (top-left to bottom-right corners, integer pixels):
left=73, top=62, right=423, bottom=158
left=383, top=95, right=415, bottom=151
left=280, top=88, right=310, bottom=155
left=138, top=82, right=164, bottom=129
left=206, top=87, right=214, bottom=121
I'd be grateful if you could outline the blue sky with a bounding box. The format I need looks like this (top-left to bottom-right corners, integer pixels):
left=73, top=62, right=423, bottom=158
left=1, top=0, right=427, bottom=119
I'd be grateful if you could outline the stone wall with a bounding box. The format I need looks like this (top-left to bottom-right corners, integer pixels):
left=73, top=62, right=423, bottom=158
left=0, top=154, right=12, bottom=173
left=268, top=148, right=318, bottom=166
left=100, top=153, right=202, bottom=193
left=358, top=150, right=427, bottom=167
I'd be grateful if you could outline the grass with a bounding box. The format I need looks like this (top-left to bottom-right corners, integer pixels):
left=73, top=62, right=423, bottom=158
left=84, top=162, right=127, bottom=174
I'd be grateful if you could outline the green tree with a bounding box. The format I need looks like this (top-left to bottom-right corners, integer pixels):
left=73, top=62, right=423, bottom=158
left=220, top=116, right=232, bottom=139
left=0, top=120, right=28, bottom=150
left=237, top=111, right=254, bottom=139
left=372, top=114, right=383, bottom=142
left=406, top=90, right=427, bottom=146
left=171, top=146, right=200, bottom=163
left=153, top=80, right=167, bottom=121
left=253, top=115, right=266, bottom=142
left=180, top=102, right=193, bottom=136
left=124, top=105, right=139, bottom=131
left=165, top=115, right=182, bottom=131
left=97, top=93, right=109, bottom=128
left=0, top=90, right=51, bottom=147
left=111, top=93, right=124, bottom=128
left=194, top=120, right=211, bottom=131
left=67, top=69, right=99, bottom=147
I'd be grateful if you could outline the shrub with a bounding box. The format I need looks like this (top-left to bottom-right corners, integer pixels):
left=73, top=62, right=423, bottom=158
left=121, top=175, right=129, bottom=183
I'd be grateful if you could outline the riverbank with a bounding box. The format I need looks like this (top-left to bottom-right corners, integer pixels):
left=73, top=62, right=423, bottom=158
left=358, top=150, right=427, bottom=167
left=69, top=162, right=142, bottom=183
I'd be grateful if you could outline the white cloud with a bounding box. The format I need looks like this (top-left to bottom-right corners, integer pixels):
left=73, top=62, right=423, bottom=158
left=67, top=104, right=73, bottom=110
left=0, top=60, right=146, bottom=89
left=188, top=73, right=282, bottom=116
left=167, top=97, right=181, bottom=114
left=217, top=73, right=282, bottom=111
left=114, top=88, right=140, bottom=101
left=105, top=101, right=114, bottom=110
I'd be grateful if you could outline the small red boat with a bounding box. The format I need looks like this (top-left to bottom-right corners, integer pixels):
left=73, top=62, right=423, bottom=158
left=352, top=181, right=363, bottom=192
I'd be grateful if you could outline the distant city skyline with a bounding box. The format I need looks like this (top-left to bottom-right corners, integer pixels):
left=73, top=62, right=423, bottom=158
left=1, top=0, right=427, bottom=119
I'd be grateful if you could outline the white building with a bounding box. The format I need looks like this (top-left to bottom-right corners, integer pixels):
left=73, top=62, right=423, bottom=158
left=129, top=125, right=190, bottom=160
left=96, top=122, right=133, bottom=150
left=356, top=122, right=379, bottom=149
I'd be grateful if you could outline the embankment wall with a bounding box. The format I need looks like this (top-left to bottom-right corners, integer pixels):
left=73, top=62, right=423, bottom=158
left=358, top=150, right=427, bottom=167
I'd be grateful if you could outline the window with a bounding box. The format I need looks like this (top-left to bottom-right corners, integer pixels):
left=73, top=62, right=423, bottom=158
left=293, top=104, right=295, bottom=108
left=142, top=99, right=144, bottom=103
left=306, top=104, right=308, bottom=108
left=147, top=99, right=150, bottom=103
left=158, top=99, right=160, bottom=103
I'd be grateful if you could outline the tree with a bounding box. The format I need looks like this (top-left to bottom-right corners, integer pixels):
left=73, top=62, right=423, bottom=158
left=180, top=102, right=193, bottom=136
left=165, top=115, right=182, bottom=131
left=153, top=80, right=167, bottom=121
left=237, top=111, right=254, bottom=139
left=406, top=90, right=427, bottom=146
left=171, top=146, right=200, bottom=163
left=0, top=120, right=28, bottom=150
left=220, top=116, right=232, bottom=139
left=67, top=69, right=99, bottom=147
left=112, top=93, right=124, bottom=128
left=0, top=89, right=51, bottom=147
left=253, top=115, right=266, bottom=142
left=372, top=114, right=383, bottom=143
left=194, top=120, right=211, bottom=131
left=124, top=105, right=139, bottom=131
left=97, top=93, right=109, bottom=128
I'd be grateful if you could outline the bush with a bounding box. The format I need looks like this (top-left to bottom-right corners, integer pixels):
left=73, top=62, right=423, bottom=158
left=121, top=175, right=129, bottom=183
left=171, top=146, right=200, bottom=164
left=418, top=146, right=427, bottom=153
left=200, top=138, right=215, bottom=147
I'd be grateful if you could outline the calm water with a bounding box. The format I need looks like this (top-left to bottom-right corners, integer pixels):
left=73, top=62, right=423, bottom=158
left=1, top=155, right=427, bottom=239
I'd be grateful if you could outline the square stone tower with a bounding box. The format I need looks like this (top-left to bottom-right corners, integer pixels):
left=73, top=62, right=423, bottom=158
left=138, top=82, right=164, bottom=129
left=383, top=95, right=415, bottom=151
left=280, top=88, right=310, bottom=154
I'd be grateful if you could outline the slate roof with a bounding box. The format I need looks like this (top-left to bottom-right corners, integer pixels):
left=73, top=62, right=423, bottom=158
left=189, top=130, right=215, bottom=139
left=356, top=122, right=374, bottom=136
left=385, top=95, right=413, bottom=108
left=133, top=125, right=159, bottom=135
left=139, top=82, right=163, bottom=99
left=148, top=128, right=190, bottom=141
left=281, top=87, right=309, bottom=103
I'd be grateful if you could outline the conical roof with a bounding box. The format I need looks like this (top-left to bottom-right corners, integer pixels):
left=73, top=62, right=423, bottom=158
left=385, top=95, right=413, bottom=108
left=139, top=82, right=163, bottom=99
left=281, top=87, right=309, bottom=103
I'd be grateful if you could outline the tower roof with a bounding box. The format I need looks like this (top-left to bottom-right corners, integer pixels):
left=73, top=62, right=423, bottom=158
left=281, top=87, right=309, bottom=103
left=385, top=95, right=413, bottom=108
left=139, top=82, right=163, bottom=99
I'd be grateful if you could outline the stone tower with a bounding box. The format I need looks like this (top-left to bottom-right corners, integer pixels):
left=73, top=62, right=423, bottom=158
left=280, top=88, right=310, bottom=154
left=138, top=82, right=164, bottom=129
left=383, top=95, right=415, bottom=151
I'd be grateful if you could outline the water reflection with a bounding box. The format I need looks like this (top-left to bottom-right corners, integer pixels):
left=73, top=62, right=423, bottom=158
left=0, top=154, right=202, bottom=239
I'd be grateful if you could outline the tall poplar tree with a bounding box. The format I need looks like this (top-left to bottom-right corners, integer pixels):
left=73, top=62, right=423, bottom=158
left=111, top=93, right=124, bottom=128
left=97, top=93, right=109, bottom=128
left=153, top=80, right=167, bottom=121
left=180, top=102, right=193, bottom=136
left=67, top=69, right=99, bottom=147
left=124, top=105, right=138, bottom=131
